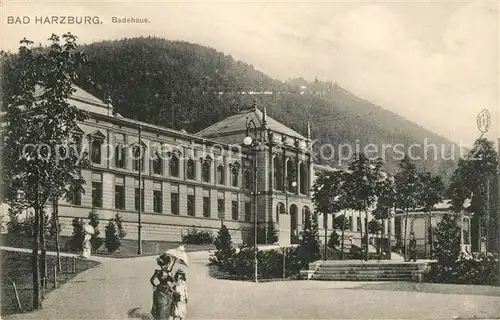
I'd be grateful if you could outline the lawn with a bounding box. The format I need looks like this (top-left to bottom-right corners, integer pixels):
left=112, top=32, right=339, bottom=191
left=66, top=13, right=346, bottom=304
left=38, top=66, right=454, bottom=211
left=353, top=281, right=500, bottom=297
left=1, top=250, right=100, bottom=316
left=0, top=234, right=215, bottom=258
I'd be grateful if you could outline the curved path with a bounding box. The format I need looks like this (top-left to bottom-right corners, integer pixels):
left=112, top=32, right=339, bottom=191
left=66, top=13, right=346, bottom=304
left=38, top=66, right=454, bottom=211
left=4, top=251, right=500, bottom=319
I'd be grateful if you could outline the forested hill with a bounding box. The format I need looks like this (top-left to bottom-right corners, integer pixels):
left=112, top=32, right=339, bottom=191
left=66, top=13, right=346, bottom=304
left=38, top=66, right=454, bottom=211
left=71, top=37, right=457, bottom=181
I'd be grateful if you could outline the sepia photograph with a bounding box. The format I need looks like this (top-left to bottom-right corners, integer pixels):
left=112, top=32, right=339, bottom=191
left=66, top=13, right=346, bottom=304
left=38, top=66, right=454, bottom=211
left=0, top=0, right=499, bottom=319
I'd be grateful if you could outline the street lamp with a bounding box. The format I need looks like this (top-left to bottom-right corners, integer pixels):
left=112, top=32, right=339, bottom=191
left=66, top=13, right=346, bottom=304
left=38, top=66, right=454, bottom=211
left=283, top=177, right=297, bottom=281
left=243, top=117, right=259, bottom=283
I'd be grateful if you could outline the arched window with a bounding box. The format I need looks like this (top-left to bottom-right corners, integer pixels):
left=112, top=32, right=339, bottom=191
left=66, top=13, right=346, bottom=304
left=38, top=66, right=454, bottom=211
left=170, top=154, right=179, bottom=177
left=132, top=144, right=144, bottom=172
left=286, top=159, right=296, bottom=191
left=90, top=138, right=103, bottom=164
left=231, top=163, right=240, bottom=187
left=300, top=162, right=308, bottom=194
left=217, top=164, right=225, bottom=185
left=302, top=206, right=311, bottom=225
left=153, top=151, right=163, bottom=175
left=114, top=143, right=126, bottom=168
left=186, top=158, right=196, bottom=180
left=273, top=157, right=283, bottom=191
left=201, top=156, right=211, bottom=182
left=276, top=202, right=285, bottom=223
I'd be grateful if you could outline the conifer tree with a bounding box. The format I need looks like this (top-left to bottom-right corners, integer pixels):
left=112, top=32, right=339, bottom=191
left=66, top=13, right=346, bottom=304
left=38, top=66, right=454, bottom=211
left=433, top=214, right=461, bottom=282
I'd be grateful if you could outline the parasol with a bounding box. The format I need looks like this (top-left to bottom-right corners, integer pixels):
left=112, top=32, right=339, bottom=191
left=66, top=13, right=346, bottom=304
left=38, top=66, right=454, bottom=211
left=83, top=224, right=95, bottom=235
left=165, top=245, right=189, bottom=271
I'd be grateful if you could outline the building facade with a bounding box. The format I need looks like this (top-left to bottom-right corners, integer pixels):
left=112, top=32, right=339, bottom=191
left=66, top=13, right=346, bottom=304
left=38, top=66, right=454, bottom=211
left=0, top=86, right=399, bottom=247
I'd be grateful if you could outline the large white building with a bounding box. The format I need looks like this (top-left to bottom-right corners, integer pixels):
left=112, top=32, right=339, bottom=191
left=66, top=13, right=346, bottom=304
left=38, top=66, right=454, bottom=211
left=0, top=86, right=395, bottom=247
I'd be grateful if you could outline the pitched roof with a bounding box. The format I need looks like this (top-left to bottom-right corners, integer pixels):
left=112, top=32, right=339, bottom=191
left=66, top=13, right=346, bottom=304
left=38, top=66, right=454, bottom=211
left=196, top=107, right=307, bottom=140
left=34, top=85, right=108, bottom=106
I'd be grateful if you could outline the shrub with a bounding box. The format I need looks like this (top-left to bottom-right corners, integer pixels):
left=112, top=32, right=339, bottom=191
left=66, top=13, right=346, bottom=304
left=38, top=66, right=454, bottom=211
left=104, top=213, right=127, bottom=254
left=433, top=214, right=461, bottom=282
left=182, top=227, right=214, bottom=245
left=327, top=230, right=340, bottom=250
left=68, top=218, right=84, bottom=252
left=88, top=208, right=102, bottom=252
left=266, top=222, right=279, bottom=244
left=298, top=212, right=321, bottom=267
left=209, top=225, right=235, bottom=269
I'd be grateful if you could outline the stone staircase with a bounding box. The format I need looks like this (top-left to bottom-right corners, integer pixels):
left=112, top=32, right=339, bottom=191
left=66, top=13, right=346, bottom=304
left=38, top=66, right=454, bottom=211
left=310, top=260, right=430, bottom=282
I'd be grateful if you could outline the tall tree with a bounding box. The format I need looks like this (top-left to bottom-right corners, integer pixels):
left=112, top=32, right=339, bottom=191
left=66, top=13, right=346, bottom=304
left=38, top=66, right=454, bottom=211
left=447, top=138, right=498, bottom=253
left=312, top=170, right=347, bottom=259
left=2, top=33, right=89, bottom=309
left=345, top=153, right=385, bottom=261
left=394, top=154, right=423, bottom=261
left=420, top=172, right=444, bottom=258
left=373, top=173, right=396, bottom=257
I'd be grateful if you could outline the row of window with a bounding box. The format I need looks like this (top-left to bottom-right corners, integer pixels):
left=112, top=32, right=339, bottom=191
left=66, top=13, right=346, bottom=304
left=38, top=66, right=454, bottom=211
left=76, top=173, right=253, bottom=221
left=90, top=137, right=311, bottom=194
left=90, top=138, right=253, bottom=188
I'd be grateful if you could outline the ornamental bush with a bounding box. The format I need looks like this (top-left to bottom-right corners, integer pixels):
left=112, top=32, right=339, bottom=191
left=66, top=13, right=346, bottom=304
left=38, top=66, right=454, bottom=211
left=209, top=225, right=235, bottom=270
left=182, top=227, right=214, bottom=245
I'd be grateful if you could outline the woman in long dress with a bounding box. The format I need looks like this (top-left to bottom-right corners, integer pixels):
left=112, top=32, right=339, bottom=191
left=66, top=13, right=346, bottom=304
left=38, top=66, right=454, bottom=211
left=172, top=270, right=188, bottom=320
left=150, top=253, right=175, bottom=320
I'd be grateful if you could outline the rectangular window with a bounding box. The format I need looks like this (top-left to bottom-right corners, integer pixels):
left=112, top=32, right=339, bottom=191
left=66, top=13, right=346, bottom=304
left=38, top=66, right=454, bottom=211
left=92, top=181, right=102, bottom=208
left=135, top=187, right=145, bottom=212
left=171, top=193, right=179, bottom=215
left=115, top=185, right=125, bottom=210
left=72, top=188, right=82, bottom=206
left=153, top=190, right=162, bottom=213
left=187, top=195, right=195, bottom=216
left=231, top=200, right=239, bottom=220
left=114, top=175, right=125, bottom=210
left=203, top=197, right=210, bottom=218
left=244, top=202, right=251, bottom=222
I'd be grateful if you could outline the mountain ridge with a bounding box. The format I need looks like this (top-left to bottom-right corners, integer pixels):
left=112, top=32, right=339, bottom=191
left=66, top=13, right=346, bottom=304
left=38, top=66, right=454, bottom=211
left=66, top=36, right=458, bottom=182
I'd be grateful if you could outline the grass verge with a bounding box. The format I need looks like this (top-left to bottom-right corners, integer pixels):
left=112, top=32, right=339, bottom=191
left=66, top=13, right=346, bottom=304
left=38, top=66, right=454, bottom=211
left=1, top=249, right=100, bottom=316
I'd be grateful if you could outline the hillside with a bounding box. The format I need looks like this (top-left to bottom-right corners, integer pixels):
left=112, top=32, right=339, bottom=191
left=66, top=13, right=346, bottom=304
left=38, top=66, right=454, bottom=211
left=9, top=36, right=459, bottom=181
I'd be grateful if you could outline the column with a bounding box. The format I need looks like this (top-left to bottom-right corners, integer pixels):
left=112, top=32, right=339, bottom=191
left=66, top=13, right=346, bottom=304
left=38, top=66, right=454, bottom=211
left=295, top=158, right=300, bottom=195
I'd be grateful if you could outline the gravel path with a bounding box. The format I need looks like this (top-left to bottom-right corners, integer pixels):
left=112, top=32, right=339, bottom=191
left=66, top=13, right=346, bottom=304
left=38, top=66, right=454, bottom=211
left=3, top=250, right=499, bottom=319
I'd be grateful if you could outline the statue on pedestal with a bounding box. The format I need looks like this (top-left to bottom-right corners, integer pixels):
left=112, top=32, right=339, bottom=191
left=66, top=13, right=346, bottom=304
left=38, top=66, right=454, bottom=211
left=82, top=222, right=95, bottom=259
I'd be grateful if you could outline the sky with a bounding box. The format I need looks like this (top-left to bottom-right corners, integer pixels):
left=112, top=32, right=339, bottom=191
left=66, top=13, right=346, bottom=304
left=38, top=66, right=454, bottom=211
left=1, top=0, right=498, bottom=146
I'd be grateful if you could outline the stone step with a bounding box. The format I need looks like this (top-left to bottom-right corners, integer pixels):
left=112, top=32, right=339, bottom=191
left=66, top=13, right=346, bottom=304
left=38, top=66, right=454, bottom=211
left=315, top=270, right=417, bottom=275
left=317, top=265, right=422, bottom=271
left=312, top=275, right=413, bottom=281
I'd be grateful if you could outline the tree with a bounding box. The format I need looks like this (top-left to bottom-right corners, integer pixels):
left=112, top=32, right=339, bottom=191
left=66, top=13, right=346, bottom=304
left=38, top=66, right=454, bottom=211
left=345, top=153, right=385, bottom=260
left=88, top=207, right=102, bottom=252
left=433, top=214, right=461, bottom=282
left=312, top=170, right=348, bottom=259
left=327, top=231, right=340, bottom=249
left=447, top=138, right=498, bottom=253
left=394, top=154, right=423, bottom=261
left=2, top=33, right=89, bottom=309
left=104, top=213, right=127, bottom=254
left=266, top=222, right=278, bottom=244
left=420, top=172, right=444, bottom=258
left=298, top=212, right=321, bottom=267
left=373, top=174, right=396, bottom=257
left=210, top=224, right=235, bottom=270
left=69, top=218, right=84, bottom=252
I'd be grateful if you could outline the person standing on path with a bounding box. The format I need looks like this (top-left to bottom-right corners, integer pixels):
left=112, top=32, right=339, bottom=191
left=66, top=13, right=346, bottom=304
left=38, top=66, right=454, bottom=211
left=409, top=233, right=417, bottom=262
left=150, top=253, right=175, bottom=320
left=172, top=269, right=188, bottom=320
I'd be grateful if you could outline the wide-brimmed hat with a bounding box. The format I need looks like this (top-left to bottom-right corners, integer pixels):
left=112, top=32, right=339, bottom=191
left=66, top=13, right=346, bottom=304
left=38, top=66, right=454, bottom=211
left=156, top=253, right=171, bottom=266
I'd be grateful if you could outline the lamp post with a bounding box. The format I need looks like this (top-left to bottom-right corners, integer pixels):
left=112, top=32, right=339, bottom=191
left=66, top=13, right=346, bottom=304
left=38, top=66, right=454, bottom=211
left=283, top=177, right=297, bottom=281
left=137, top=125, right=143, bottom=255
left=243, top=118, right=259, bottom=283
